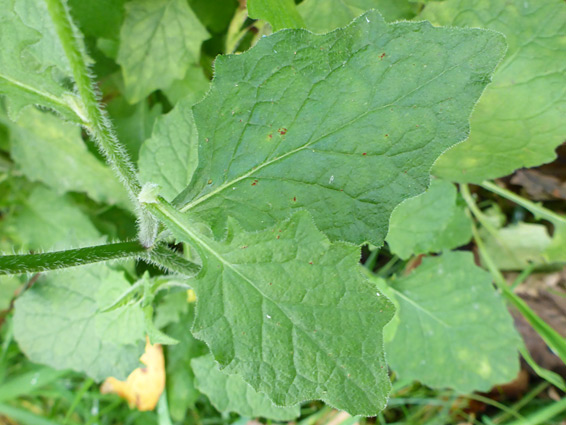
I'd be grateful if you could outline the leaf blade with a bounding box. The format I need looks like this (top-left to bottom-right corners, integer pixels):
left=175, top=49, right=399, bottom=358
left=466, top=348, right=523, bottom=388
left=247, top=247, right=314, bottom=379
left=176, top=11, right=506, bottom=246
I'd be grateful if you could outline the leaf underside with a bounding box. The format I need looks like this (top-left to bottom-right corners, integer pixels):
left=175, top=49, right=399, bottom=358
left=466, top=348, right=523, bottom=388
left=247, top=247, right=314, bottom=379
left=175, top=10, right=506, bottom=246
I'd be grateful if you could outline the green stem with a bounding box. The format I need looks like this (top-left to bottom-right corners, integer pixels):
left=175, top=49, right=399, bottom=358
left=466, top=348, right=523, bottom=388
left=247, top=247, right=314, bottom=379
left=43, top=0, right=157, bottom=247
left=481, top=180, right=566, bottom=225
left=0, top=241, right=148, bottom=276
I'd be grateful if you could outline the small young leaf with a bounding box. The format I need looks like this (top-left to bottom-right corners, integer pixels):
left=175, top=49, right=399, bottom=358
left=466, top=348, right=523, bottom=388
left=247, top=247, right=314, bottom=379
left=247, top=0, right=305, bottom=31
left=387, top=179, right=472, bottom=259
left=192, top=354, right=301, bottom=420
left=117, top=0, right=209, bottom=103
left=13, top=264, right=145, bottom=381
left=175, top=11, right=506, bottom=246
left=426, top=0, right=566, bottom=182
left=8, top=108, right=130, bottom=208
left=139, top=97, right=199, bottom=202
left=298, top=0, right=418, bottom=33
left=385, top=252, right=520, bottom=392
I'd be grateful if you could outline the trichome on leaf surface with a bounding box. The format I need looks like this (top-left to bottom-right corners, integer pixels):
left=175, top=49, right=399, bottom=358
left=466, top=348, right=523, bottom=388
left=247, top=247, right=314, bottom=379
left=1, top=0, right=565, bottom=422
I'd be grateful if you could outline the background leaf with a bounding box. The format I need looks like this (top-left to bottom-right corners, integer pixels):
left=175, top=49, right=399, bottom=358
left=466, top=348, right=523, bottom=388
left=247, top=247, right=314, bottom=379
left=7, top=108, right=130, bottom=208
left=117, top=0, right=209, bottom=103
left=138, top=97, right=199, bottom=202
left=175, top=11, right=505, bottom=246
left=386, top=179, right=472, bottom=259
left=425, top=0, right=566, bottom=182
left=4, top=185, right=101, bottom=251
left=0, top=0, right=82, bottom=121
left=13, top=264, right=145, bottom=381
left=482, top=223, right=552, bottom=271
left=192, top=354, right=301, bottom=420
left=385, top=252, right=521, bottom=392
left=247, top=0, right=305, bottom=31
left=298, top=0, right=419, bottom=33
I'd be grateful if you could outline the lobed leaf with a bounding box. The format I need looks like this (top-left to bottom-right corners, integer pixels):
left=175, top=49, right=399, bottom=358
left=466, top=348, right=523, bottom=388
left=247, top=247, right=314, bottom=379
left=175, top=11, right=506, bottom=246
left=385, top=252, right=520, bottom=392
left=426, top=0, right=566, bottom=182
left=148, top=200, right=395, bottom=415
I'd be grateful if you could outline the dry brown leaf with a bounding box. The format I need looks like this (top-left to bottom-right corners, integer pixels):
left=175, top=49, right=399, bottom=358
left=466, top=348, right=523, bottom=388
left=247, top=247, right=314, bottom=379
left=100, top=337, right=165, bottom=411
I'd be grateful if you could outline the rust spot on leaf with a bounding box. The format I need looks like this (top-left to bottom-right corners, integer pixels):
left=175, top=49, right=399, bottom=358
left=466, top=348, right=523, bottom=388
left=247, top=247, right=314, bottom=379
left=379, top=53, right=386, bottom=60
left=278, top=128, right=287, bottom=135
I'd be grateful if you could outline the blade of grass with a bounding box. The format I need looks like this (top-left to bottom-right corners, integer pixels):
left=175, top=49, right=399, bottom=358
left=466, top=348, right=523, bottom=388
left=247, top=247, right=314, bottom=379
left=519, top=345, right=566, bottom=392
left=504, top=397, right=566, bottom=425
left=63, top=378, right=94, bottom=424
left=0, top=367, right=69, bottom=402
left=492, top=381, right=549, bottom=424
left=0, top=403, right=64, bottom=425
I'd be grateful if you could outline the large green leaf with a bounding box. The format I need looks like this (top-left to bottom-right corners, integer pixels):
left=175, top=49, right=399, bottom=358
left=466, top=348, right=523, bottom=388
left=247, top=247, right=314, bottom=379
left=298, top=0, right=419, bottom=33
left=149, top=201, right=395, bottom=415
left=139, top=97, right=199, bottom=202
left=0, top=0, right=83, bottom=121
left=425, top=0, right=566, bottom=182
left=386, top=179, right=472, bottom=259
left=192, top=354, right=301, bottom=420
left=385, top=252, right=520, bottom=392
left=8, top=108, right=130, bottom=208
left=174, top=11, right=505, bottom=246
left=117, top=0, right=209, bottom=103
left=5, top=186, right=101, bottom=251
left=13, top=264, right=145, bottom=381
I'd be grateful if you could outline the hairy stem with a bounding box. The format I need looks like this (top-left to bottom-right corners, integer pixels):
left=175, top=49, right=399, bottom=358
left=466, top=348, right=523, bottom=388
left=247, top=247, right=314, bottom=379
left=481, top=180, right=566, bottom=226
left=43, top=0, right=158, bottom=247
left=0, top=241, right=148, bottom=276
